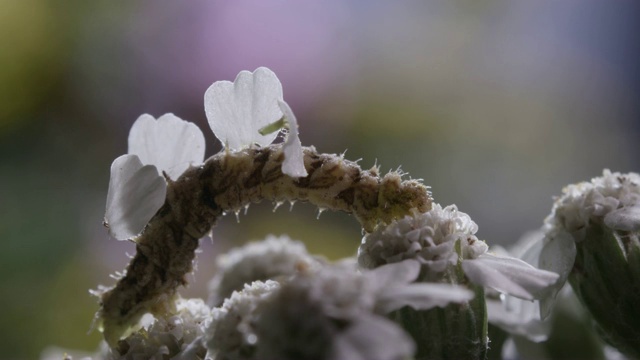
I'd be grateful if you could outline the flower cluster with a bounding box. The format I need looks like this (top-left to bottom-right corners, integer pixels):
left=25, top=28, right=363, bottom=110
left=207, top=235, right=324, bottom=307
left=205, top=257, right=473, bottom=360
left=545, top=169, right=640, bottom=240
left=528, top=170, right=640, bottom=317
left=359, top=204, right=559, bottom=301
left=102, top=298, right=211, bottom=360
left=537, top=170, right=640, bottom=357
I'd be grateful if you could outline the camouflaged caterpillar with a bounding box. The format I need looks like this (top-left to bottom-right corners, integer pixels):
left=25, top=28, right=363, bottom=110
left=96, top=144, right=432, bottom=346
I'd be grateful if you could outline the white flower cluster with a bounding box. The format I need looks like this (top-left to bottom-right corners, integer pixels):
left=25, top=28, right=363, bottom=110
left=359, top=204, right=559, bottom=301
left=532, top=170, right=640, bottom=318
left=205, top=259, right=473, bottom=360
left=43, top=299, right=211, bottom=360
left=102, top=298, right=211, bottom=360
left=206, top=280, right=281, bottom=359
left=207, top=235, right=323, bottom=306
left=545, top=169, right=640, bottom=240
left=359, top=204, right=486, bottom=271
left=105, top=68, right=307, bottom=240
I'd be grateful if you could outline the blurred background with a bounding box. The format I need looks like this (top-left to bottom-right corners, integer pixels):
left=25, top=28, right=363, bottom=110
left=1, top=1, right=639, bottom=358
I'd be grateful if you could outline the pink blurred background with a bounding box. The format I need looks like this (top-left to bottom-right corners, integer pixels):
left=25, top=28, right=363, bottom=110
left=1, top=1, right=638, bottom=358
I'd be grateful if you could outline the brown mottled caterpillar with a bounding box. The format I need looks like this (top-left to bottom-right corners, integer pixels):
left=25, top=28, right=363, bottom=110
left=96, top=144, right=431, bottom=346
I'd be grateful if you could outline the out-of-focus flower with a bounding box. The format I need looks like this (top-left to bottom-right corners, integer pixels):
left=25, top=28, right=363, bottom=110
left=204, top=67, right=307, bottom=177
left=42, top=298, right=211, bottom=360
left=206, top=260, right=473, bottom=360
left=206, top=280, right=281, bottom=360
left=104, top=114, right=205, bottom=240
left=540, top=169, right=640, bottom=357
left=101, top=298, right=211, bottom=360
left=207, top=235, right=323, bottom=307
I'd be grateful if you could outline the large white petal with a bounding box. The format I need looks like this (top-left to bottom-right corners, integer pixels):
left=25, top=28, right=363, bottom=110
left=204, top=67, right=283, bottom=150
left=377, top=283, right=475, bottom=314
left=105, top=154, right=167, bottom=240
left=330, top=314, right=415, bottom=360
left=538, top=231, right=576, bottom=318
left=128, top=113, right=205, bottom=180
left=277, top=100, right=308, bottom=178
left=462, top=254, right=559, bottom=301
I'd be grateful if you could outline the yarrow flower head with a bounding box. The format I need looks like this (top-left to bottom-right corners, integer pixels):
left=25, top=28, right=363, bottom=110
left=539, top=169, right=640, bottom=357
left=206, top=260, right=473, bottom=360
left=359, top=203, right=558, bottom=359
left=104, top=68, right=307, bottom=240
left=359, top=204, right=559, bottom=300
left=102, top=298, right=211, bottom=360
left=207, top=235, right=323, bottom=307
left=47, top=298, right=211, bottom=360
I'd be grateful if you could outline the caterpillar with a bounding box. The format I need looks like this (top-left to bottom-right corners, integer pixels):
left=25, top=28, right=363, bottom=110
left=96, top=144, right=432, bottom=346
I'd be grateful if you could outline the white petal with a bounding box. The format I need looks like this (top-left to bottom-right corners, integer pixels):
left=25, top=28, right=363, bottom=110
left=330, top=314, right=415, bottom=360
left=462, top=254, right=559, bottom=300
left=278, top=100, right=308, bottom=178
left=128, top=113, right=205, bottom=179
left=486, top=299, right=550, bottom=342
left=204, top=67, right=283, bottom=150
left=368, top=259, right=420, bottom=291
left=377, top=283, right=474, bottom=313
left=538, top=231, right=576, bottom=318
left=604, top=206, right=640, bottom=232
left=105, top=155, right=167, bottom=240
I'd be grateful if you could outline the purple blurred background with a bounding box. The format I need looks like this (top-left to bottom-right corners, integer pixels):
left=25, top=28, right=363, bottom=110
left=1, top=1, right=638, bottom=357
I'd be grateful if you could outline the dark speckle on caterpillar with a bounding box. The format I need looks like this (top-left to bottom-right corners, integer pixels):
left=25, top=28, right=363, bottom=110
left=95, top=144, right=432, bottom=346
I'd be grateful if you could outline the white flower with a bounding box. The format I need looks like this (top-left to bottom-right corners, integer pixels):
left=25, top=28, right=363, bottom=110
left=206, top=280, right=281, bottom=360
left=538, top=170, right=640, bottom=317
left=204, top=67, right=283, bottom=150
left=102, top=298, right=211, bottom=360
left=546, top=169, right=640, bottom=240
left=105, top=68, right=307, bottom=241
left=359, top=204, right=559, bottom=301
left=207, top=235, right=322, bottom=306
left=206, top=260, right=473, bottom=360
left=127, top=114, right=206, bottom=180
left=105, top=114, right=205, bottom=240
left=204, top=67, right=307, bottom=177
